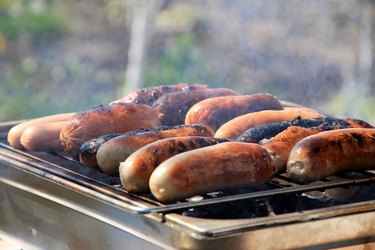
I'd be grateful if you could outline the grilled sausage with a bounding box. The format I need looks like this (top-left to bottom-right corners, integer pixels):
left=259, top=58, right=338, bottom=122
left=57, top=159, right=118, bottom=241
left=341, top=118, right=374, bottom=128
left=261, top=125, right=351, bottom=172
left=149, top=142, right=274, bottom=202
left=215, top=109, right=324, bottom=140
left=120, top=136, right=229, bottom=193
left=287, top=128, right=375, bottom=183
left=96, top=124, right=214, bottom=175
left=236, top=117, right=360, bottom=143
left=110, top=83, right=207, bottom=105
left=7, top=112, right=74, bottom=149
left=79, top=133, right=123, bottom=169
left=185, top=93, right=284, bottom=132
left=152, top=88, right=238, bottom=126
left=60, top=103, right=161, bottom=159
left=19, top=121, right=66, bottom=152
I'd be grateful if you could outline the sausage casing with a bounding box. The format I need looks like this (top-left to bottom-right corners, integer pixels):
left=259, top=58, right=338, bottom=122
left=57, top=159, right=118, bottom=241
left=119, top=136, right=228, bottom=193
left=287, top=128, right=375, bottom=183
left=60, top=103, right=161, bottom=158
left=149, top=142, right=274, bottom=202
left=185, top=93, right=284, bottom=132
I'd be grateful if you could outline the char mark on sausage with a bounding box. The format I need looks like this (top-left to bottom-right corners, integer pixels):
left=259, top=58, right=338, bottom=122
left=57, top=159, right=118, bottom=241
left=236, top=117, right=351, bottom=143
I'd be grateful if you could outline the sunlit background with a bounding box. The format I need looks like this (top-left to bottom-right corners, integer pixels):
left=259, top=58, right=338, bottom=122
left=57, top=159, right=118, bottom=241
left=1, top=0, right=375, bottom=123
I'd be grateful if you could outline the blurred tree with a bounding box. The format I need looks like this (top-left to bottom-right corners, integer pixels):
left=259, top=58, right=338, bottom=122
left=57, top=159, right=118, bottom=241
left=122, top=0, right=163, bottom=95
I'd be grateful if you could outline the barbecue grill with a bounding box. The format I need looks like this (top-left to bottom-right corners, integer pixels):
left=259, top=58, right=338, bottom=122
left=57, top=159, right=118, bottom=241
left=1, top=121, right=375, bottom=250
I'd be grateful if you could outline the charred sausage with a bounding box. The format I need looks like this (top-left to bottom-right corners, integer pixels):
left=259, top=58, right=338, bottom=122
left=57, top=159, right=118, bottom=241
left=149, top=142, right=274, bottom=203
left=96, top=124, right=214, bottom=175
left=236, top=117, right=366, bottom=143
left=7, top=112, right=74, bottom=149
left=60, top=103, right=161, bottom=158
left=119, top=136, right=228, bottom=193
left=341, top=118, right=374, bottom=128
left=152, top=88, right=238, bottom=126
left=185, top=93, right=284, bottom=132
left=287, top=128, right=375, bottom=183
left=261, top=125, right=351, bottom=172
left=215, top=109, right=324, bottom=140
left=110, top=83, right=207, bottom=105
left=79, top=133, right=123, bottom=169
left=79, top=128, right=157, bottom=168
left=19, top=121, right=67, bottom=152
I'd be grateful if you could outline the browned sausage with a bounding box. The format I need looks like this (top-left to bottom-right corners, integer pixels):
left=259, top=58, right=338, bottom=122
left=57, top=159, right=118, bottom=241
left=110, top=83, right=207, bottom=105
left=215, top=109, right=324, bottom=139
left=96, top=124, right=214, bottom=175
left=119, top=136, right=228, bottom=193
left=149, top=142, right=274, bottom=202
left=60, top=103, right=161, bottom=158
left=152, top=88, right=238, bottom=126
left=261, top=125, right=350, bottom=172
left=7, top=112, right=74, bottom=149
left=185, top=93, right=284, bottom=132
left=287, top=128, right=375, bottom=183
left=19, top=121, right=66, bottom=152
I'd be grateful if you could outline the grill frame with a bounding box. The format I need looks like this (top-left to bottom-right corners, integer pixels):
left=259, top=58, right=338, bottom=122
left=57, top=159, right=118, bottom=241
left=2, top=122, right=375, bottom=249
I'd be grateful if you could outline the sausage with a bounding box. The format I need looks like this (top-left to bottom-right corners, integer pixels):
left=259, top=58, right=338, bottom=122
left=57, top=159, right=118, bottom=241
left=261, top=125, right=351, bottom=172
left=185, top=93, right=284, bottom=132
left=79, top=124, right=213, bottom=169
left=19, top=121, right=66, bottom=152
left=119, top=136, right=229, bottom=193
left=236, top=117, right=358, bottom=143
left=287, top=128, right=375, bottom=183
left=79, top=128, right=156, bottom=168
left=79, top=133, right=123, bottom=169
left=152, top=88, right=238, bottom=126
left=7, top=112, right=74, bottom=149
left=60, top=103, right=161, bottom=158
left=110, top=83, right=208, bottom=105
left=215, top=109, right=324, bottom=140
left=149, top=142, right=274, bottom=203
left=341, top=118, right=374, bottom=128
left=96, top=124, right=214, bottom=175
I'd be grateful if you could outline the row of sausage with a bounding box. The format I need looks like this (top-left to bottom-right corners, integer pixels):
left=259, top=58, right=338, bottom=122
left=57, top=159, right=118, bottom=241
left=6, top=83, right=375, bottom=202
